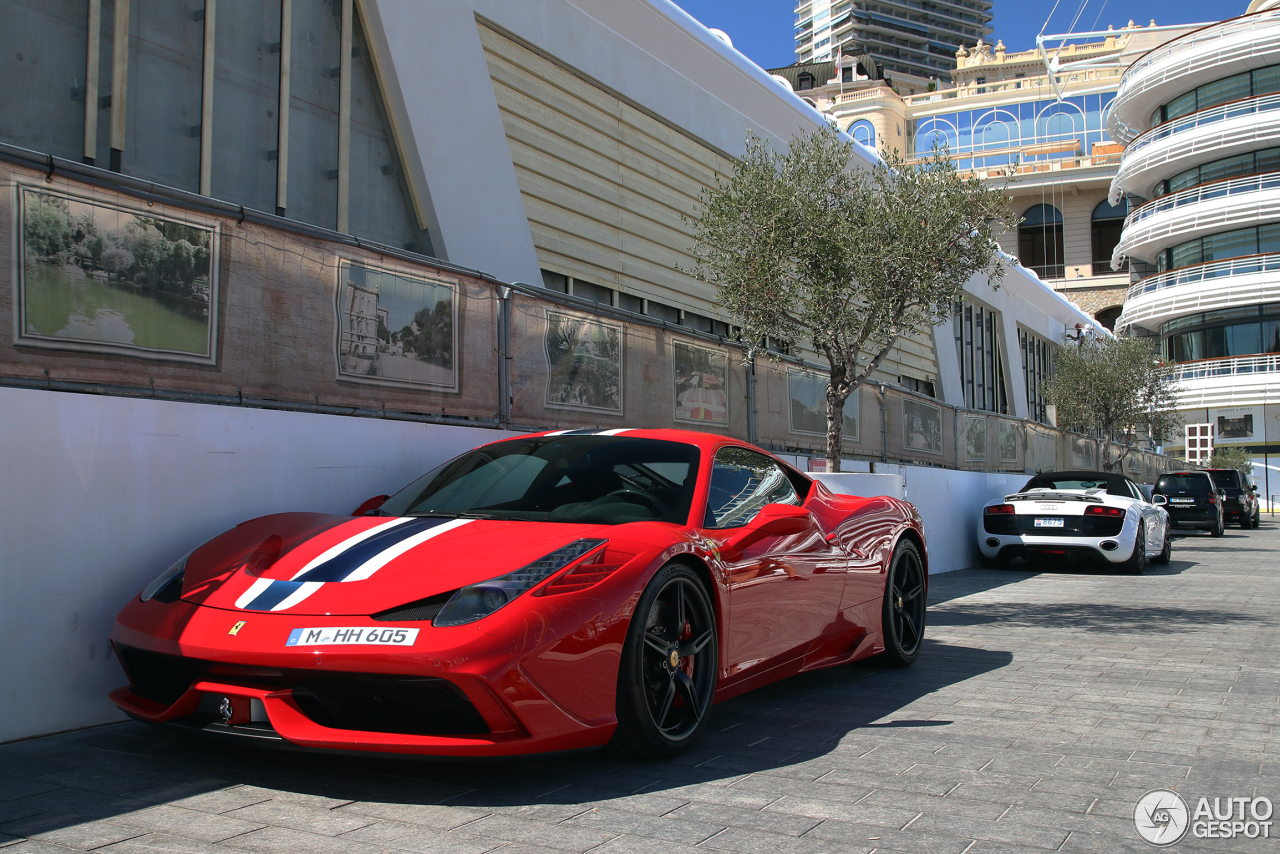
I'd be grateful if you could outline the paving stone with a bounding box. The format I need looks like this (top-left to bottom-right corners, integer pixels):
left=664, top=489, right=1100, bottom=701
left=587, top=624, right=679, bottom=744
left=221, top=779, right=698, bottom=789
left=221, top=801, right=371, bottom=837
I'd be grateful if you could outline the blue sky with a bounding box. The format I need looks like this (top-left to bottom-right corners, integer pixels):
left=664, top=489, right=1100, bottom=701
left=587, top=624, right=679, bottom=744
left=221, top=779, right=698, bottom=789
left=671, top=0, right=1229, bottom=71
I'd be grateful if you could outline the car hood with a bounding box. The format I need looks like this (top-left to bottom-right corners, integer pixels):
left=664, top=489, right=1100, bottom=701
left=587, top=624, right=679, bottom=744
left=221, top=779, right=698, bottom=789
left=181, top=513, right=637, bottom=616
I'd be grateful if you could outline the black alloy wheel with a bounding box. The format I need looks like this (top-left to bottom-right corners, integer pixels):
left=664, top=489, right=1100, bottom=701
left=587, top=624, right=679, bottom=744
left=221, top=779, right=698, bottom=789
left=1120, top=525, right=1146, bottom=574
left=1152, top=527, right=1172, bottom=565
left=880, top=539, right=926, bottom=667
left=611, top=563, right=717, bottom=758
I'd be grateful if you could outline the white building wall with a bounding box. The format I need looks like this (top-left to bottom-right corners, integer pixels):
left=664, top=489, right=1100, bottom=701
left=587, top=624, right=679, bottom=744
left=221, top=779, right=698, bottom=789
left=0, top=387, right=513, bottom=744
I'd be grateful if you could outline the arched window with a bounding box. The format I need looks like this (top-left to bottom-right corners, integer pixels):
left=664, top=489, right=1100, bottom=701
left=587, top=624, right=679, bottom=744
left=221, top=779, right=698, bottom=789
left=1091, top=198, right=1129, bottom=272
left=849, top=119, right=875, bottom=148
left=1018, top=204, right=1065, bottom=279
left=914, top=118, right=957, bottom=156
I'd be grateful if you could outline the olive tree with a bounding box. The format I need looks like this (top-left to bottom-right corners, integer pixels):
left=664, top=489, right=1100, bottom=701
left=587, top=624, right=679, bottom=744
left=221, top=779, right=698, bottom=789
left=1208, top=446, right=1254, bottom=475
left=1045, top=335, right=1182, bottom=471
left=687, top=125, right=1013, bottom=471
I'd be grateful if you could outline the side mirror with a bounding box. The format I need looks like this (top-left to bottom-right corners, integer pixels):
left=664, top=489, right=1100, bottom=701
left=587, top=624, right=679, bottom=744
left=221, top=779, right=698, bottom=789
left=352, top=495, right=390, bottom=517
left=1251, top=485, right=1259, bottom=492
left=751, top=503, right=812, bottom=536
left=1152, top=494, right=1167, bottom=506
left=723, top=504, right=811, bottom=554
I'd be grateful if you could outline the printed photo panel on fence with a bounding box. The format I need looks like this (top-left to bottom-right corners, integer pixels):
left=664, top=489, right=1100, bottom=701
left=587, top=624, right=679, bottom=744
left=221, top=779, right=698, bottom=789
left=965, top=415, right=988, bottom=462
left=672, top=340, right=729, bottom=426
left=999, top=420, right=1019, bottom=463
left=16, top=184, right=220, bottom=364
left=903, top=397, right=944, bottom=456
left=334, top=259, right=458, bottom=392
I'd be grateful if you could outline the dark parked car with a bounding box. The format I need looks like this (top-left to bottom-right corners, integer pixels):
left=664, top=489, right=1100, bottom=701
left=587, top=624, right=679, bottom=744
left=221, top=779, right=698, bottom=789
left=1204, top=468, right=1260, bottom=529
left=1153, top=471, right=1224, bottom=537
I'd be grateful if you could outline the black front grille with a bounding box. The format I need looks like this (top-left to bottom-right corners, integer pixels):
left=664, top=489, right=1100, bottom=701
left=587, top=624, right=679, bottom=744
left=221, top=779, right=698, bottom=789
left=117, top=646, right=206, bottom=705
left=115, top=646, right=488, bottom=737
left=372, top=591, right=456, bottom=622
left=291, top=675, right=488, bottom=736
left=984, top=515, right=1124, bottom=537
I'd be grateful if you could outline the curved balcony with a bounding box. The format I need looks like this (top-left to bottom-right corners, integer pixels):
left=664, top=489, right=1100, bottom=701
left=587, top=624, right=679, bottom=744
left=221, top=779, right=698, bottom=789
left=1111, top=172, right=1280, bottom=267
left=1170, top=354, right=1280, bottom=408
left=1107, top=10, right=1280, bottom=144
left=1110, top=93, right=1280, bottom=203
left=1117, top=253, right=1280, bottom=332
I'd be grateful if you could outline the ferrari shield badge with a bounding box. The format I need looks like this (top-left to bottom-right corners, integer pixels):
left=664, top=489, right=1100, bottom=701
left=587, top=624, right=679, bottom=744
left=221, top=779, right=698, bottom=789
left=227, top=621, right=246, bottom=636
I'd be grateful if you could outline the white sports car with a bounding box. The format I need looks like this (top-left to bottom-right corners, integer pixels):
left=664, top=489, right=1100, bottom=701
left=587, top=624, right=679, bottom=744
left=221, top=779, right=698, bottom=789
left=977, top=471, right=1171, bottom=573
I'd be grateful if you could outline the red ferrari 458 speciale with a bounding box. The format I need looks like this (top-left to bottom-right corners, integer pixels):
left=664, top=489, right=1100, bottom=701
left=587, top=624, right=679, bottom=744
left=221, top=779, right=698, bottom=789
left=110, top=429, right=928, bottom=758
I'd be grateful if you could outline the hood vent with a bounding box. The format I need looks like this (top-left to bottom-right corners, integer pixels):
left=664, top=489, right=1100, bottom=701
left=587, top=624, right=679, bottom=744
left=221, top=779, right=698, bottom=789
left=371, top=590, right=457, bottom=622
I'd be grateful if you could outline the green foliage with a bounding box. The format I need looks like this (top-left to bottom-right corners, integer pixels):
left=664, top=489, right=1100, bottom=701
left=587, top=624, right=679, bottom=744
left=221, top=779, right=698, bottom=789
left=1207, top=446, right=1254, bottom=475
left=22, top=193, right=212, bottom=315
left=1045, top=336, right=1182, bottom=471
left=399, top=299, right=453, bottom=367
left=687, top=125, right=1014, bottom=470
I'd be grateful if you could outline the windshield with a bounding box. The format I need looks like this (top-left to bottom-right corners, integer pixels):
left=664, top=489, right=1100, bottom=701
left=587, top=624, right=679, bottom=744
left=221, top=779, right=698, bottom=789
left=1020, top=475, right=1126, bottom=495
left=377, top=437, right=700, bottom=525
left=1156, top=475, right=1212, bottom=494
left=1209, top=470, right=1241, bottom=489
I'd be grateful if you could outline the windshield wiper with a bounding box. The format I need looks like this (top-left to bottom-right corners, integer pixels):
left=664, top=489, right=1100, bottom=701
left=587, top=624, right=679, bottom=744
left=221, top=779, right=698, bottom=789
left=404, top=511, right=500, bottom=520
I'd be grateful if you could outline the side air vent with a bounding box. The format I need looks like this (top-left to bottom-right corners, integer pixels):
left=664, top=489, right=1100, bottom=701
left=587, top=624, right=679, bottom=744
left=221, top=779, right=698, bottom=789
left=371, top=591, right=457, bottom=622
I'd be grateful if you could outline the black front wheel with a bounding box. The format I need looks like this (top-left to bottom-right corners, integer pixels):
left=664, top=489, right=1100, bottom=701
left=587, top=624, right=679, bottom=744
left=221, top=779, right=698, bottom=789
left=880, top=539, right=926, bottom=667
left=1119, top=526, right=1146, bottom=575
left=1211, top=516, right=1225, bottom=538
left=611, top=564, right=717, bottom=758
left=1151, top=529, right=1172, bottom=565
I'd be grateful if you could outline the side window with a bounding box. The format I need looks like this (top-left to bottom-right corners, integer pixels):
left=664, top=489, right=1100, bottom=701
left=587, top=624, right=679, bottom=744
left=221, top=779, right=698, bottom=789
left=703, top=447, right=799, bottom=529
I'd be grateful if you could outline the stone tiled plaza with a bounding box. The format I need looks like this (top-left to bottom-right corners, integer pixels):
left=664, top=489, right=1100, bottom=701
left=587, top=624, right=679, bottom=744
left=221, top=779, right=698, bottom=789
left=2, top=523, right=1275, bottom=854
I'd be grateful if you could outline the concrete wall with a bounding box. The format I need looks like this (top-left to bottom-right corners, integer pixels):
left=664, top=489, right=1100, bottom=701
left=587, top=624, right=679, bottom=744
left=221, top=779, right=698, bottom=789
left=0, top=387, right=512, bottom=744
left=816, top=467, right=1030, bottom=575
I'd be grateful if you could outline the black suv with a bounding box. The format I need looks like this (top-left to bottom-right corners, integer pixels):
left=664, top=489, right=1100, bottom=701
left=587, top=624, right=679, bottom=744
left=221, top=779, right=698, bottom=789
left=1153, top=471, right=1225, bottom=537
left=1204, top=468, right=1261, bottom=529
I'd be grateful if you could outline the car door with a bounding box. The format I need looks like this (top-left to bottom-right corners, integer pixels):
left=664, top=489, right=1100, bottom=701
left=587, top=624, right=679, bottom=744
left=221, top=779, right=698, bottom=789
left=702, top=446, right=844, bottom=677
left=1125, top=477, right=1163, bottom=553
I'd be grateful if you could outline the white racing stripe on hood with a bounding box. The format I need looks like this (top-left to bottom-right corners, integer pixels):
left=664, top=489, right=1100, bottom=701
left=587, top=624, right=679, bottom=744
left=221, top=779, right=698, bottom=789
left=342, top=518, right=473, bottom=582
left=269, top=581, right=325, bottom=612
left=234, top=577, right=275, bottom=610
left=289, top=517, right=410, bottom=580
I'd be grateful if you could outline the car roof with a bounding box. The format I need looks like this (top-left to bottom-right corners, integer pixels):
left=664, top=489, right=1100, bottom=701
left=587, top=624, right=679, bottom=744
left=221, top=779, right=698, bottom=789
left=514, top=429, right=810, bottom=475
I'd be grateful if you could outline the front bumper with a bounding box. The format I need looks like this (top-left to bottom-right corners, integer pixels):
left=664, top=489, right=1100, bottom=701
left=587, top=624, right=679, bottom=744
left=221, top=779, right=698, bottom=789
left=109, top=594, right=626, bottom=757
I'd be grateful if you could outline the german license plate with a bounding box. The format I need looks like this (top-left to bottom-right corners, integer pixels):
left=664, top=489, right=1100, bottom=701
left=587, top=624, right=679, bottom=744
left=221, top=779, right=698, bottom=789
left=286, top=627, right=418, bottom=647
left=1170, top=498, right=1195, bottom=504
left=1035, top=518, right=1065, bottom=528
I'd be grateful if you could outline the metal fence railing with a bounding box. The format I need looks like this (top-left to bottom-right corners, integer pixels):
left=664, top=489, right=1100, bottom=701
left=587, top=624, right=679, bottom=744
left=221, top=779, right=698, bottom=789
left=0, top=154, right=1189, bottom=481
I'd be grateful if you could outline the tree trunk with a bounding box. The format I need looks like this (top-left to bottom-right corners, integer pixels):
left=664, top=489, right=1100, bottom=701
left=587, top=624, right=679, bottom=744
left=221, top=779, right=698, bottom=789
left=826, top=367, right=849, bottom=473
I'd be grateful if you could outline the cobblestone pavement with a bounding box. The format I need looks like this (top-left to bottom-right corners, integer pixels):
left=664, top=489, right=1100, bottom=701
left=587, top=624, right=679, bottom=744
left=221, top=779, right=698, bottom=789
left=3, top=522, right=1279, bottom=854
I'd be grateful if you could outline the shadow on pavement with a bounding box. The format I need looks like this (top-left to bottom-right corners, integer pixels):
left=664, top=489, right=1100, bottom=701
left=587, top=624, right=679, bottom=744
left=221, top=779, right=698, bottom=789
left=928, top=600, right=1268, bottom=633
left=0, top=640, right=1011, bottom=832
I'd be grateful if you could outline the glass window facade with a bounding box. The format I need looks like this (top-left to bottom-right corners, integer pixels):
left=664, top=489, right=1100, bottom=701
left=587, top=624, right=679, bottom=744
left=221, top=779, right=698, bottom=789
left=1019, top=328, right=1055, bottom=424
left=1159, top=304, right=1280, bottom=363
left=912, top=92, right=1115, bottom=169
left=1018, top=203, right=1064, bottom=280
left=0, top=0, right=431, bottom=254
left=1157, top=147, right=1280, bottom=197
left=1091, top=198, right=1128, bottom=270
left=1152, top=63, right=1280, bottom=126
left=1159, top=224, right=1280, bottom=272
left=954, top=298, right=1007, bottom=414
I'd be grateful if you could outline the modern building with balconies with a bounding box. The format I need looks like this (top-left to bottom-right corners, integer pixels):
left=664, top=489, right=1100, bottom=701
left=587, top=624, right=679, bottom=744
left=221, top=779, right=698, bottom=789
left=1111, top=2, right=1280, bottom=464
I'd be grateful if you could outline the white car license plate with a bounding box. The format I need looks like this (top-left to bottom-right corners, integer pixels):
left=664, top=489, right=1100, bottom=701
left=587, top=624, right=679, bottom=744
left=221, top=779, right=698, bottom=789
left=286, top=627, right=418, bottom=647
left=1035, top=518, right=1065, bottom=528
left=1170, top=498, right=1195, bottom=503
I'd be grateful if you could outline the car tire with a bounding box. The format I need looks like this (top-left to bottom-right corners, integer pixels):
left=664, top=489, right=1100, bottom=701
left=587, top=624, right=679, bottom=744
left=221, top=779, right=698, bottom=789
left=1152, top=530, right=1172, bottom=565
left=1211, top=516, right=1225, bottom=538
left=1240, top=513, right=1251, bottom=530
left=1119, top=526, right=1146, bottom=574
left=1254, top=509, right=1262, bottom=528
left=610, top=563, right=717, bottom=759
left=977, top=551, right=1004, bottom=569
left=879, top=539, right=926, bottom=668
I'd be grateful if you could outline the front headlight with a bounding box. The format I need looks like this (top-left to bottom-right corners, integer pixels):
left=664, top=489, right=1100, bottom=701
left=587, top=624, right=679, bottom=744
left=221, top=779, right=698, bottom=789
left=140, top=550, right=192, bottom=602
left=433, top=539, right=606, bottom=627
